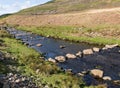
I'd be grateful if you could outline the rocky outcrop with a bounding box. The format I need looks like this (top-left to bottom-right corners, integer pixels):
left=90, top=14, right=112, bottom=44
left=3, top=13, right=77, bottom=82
left=55, top=56, right=66, bottom=62
left=90, top=69, right=103, bottom=78
left=83, top=49, right=93, bottom=55
left=66, top=53, right=76, bottom=59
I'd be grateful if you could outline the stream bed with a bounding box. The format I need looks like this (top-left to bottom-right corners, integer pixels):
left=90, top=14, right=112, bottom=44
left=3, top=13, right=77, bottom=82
left=4, top=27, right=120, bottom=88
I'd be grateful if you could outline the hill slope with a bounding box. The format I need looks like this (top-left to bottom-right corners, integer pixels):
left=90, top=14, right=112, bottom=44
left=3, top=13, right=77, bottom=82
left=1, top=0, right=120, bottom=45
left=18, top=0, right=120, bottom=15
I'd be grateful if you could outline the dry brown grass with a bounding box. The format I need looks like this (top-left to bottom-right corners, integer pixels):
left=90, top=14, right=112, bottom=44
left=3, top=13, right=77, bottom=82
left=4, top=7, right=120, bottom=27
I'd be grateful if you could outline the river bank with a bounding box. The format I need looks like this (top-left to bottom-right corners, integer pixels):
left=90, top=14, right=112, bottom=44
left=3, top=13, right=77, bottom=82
left=3, top=27, right=120, bottom=88
left=13, top=25, right=120, bottom=46
left=0, top=29, right=86, bottom=88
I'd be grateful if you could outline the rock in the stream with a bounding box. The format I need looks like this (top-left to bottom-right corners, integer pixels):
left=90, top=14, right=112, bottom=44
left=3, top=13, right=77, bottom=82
left=77, top=73, right=84, bottom=77
left=55, top=56, right=66, bottom=62
left=93, top=47, right=100, bottom=52
left=36, top=44, right=42, bottom=47
left=60, top=45, right=65, bottom=49
left=83, top=49, right=93, bottom=55
left=90, top=69, right=103, bottom=78
left=103, top=44, right=119, bottom=49
left=105, top=44, right=118, bottom=48
left=76, top=51, right=82, bottom=57
left=103, top=76, right=112, bottom=81
left=66, top=53, right=76, bottom=59
left=113, top=80, right=120, bottom=85
left=48, top=58, right=56, bottom=63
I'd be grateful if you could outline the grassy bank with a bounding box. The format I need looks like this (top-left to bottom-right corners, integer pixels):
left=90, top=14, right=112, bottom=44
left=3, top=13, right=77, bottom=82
left=0, top=29, right=86, bottom=88
left=14, top=25, right=120, bottom=45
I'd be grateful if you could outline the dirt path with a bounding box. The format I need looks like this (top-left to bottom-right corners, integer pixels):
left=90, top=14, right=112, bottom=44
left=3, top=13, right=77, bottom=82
left=84, top=7, right=120, bottom=14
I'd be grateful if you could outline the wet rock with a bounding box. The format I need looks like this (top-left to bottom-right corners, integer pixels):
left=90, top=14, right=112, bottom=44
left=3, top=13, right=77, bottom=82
left=93, top=47, right=100, bottom=52
left=81, top=71, right=88, bottom=74
left=36, top=44, right=42, bottom=47
left=48, top=58, right=56, bottom=63
left=103, top=76, right=112, bottom=81
left=66, top=53, right=76, bottom=59
left=55, top=56, right=66, bottom=62
left=60, top=45, right=65, bottom=49
left=90, top=69, right=103, bottom=78
left=113, top=80, right=120, bottom=85
left=76, top=51, right=82, bottom=57
left=77, top=73, right=84, bottom=77
left=83, top=49, right=93, bottom=55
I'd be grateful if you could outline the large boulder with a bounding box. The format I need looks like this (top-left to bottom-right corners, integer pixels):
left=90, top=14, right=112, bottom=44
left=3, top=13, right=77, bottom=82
left=83, top=49, right=93, bottom=55
left=48, top=58, right=56, bottom=63
left=90, top=69, right=103, bottom=78
left=66, top=53, right=76, bottom=59
left=55, top=56, right=66, bottom=62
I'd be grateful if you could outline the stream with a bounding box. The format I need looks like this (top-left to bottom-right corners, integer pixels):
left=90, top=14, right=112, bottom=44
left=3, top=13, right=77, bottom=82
left=4, top=27, right=120, bottom=88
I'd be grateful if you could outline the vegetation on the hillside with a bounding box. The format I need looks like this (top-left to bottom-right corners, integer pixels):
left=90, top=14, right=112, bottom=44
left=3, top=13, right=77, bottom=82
left=0, top=14, right=12, bottom=19
left=18, top=0, right=120, bottom=15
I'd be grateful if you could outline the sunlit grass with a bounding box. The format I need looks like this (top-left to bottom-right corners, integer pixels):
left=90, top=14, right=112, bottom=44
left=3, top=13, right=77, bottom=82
left=15, top=25, right=120, bottom=45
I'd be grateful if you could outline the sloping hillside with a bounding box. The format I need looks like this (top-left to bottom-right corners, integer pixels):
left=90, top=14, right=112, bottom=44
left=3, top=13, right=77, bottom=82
left=18, top=0, right=120, bottom=15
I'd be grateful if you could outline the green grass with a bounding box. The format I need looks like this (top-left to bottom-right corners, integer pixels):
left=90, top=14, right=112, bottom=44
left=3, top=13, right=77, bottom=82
left=0, top=14, right=12, bottom=19
left=14, top=25, right=120, bottom=45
